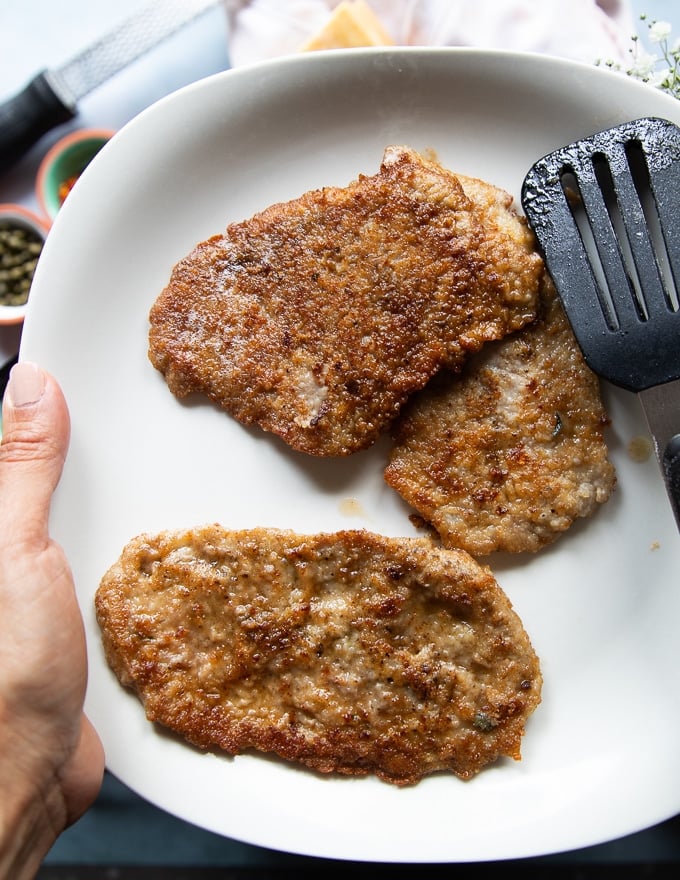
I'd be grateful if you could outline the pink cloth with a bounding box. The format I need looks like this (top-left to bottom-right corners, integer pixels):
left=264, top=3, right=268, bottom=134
left=224, top=0, right=636, bottom=67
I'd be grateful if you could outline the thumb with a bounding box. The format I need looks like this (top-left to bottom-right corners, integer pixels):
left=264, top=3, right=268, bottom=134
left=0, top=362, right=70, bottom=551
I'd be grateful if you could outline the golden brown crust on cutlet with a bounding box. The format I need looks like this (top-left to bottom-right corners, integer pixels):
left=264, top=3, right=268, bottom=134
left=385, top=273, right=616, bottom=555
left=148, top=146, right=541, bottom=456
left=95, top=525, right=542, bottom=785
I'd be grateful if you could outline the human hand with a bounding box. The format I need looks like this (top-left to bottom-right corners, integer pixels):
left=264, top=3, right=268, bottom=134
left=0, top=362, right=104, bottom=880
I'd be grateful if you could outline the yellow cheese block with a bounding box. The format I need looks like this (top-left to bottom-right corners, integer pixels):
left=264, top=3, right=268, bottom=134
left=302, top=0, right=394, bottom=50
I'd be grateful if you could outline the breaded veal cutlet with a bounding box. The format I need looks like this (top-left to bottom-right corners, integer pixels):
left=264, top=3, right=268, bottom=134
left=385, top=266, right=616, bottom=555
left=95, top=525, right=542, bottom=785
left=148, top=146, right=542, bottom=456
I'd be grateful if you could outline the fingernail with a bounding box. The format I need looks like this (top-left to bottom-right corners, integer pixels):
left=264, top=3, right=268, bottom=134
left=7, top=362, right=46, bottom=407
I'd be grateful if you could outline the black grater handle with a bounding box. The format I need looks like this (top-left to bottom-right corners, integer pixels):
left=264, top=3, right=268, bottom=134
left=0, top=72, right=75, bottom=172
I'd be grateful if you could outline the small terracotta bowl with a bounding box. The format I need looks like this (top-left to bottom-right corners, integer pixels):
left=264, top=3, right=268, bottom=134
left=36, top=128, right=114, bottom=222
left=0, top=204, right=50, bottom=326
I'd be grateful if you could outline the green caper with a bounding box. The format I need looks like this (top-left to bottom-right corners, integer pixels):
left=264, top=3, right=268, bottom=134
left=0, top=221, right=44, bottom=307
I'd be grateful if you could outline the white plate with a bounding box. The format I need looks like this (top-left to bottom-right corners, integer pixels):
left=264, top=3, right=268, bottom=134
left=21, top=48, right=680, bottom=862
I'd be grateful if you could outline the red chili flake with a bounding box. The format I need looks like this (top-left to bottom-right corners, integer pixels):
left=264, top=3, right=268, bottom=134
left=58, top=174, right=80, bottom=204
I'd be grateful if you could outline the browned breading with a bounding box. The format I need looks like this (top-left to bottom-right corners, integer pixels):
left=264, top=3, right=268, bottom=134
left=148, top=146, right=541, bottom=456
left=385, top=273, right=616, bottom=555
left=95, top=525, right=542, bottom=785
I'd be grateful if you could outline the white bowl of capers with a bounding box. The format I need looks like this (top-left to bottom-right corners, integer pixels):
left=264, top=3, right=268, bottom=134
left=0, top=204, right=50, bottom=325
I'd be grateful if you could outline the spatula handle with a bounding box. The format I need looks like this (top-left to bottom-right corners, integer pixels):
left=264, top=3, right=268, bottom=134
left=663, top=436, right=680, bottom=528
left=638, top=381, right=680, bottom=533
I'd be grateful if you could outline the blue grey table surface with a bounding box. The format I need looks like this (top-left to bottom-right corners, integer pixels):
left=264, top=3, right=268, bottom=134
left=1, top=0, right=679, bottom=875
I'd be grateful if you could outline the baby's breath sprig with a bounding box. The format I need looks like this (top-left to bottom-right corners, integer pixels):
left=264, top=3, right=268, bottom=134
left=598, top=14, right=680, bottom=100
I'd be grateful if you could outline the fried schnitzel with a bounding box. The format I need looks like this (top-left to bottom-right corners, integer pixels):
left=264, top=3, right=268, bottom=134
left=385, top=272, right=616, bottom=555
left=95, top=525, right=542, bottom=785
left=148, top=146, right=541, bottom=455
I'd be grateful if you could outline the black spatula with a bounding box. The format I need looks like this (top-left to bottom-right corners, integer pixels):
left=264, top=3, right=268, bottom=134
left=521, top=116, right=680, bottom=530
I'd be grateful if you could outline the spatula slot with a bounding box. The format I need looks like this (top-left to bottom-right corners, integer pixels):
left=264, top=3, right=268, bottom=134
left=558, top=166, right=619, bottom=331
left=624, top=139, right=680, bottom=314
left=591, top=150, right=649, bottom=323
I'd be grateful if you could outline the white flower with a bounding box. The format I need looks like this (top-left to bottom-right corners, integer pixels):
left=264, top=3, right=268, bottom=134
left=649, top=68, right=673, bottom=89
left=597, top=13, right=680, bottom=100
left=629, top=49, right=658, bottom=78
left=649, top=20, right=672, bottom=44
